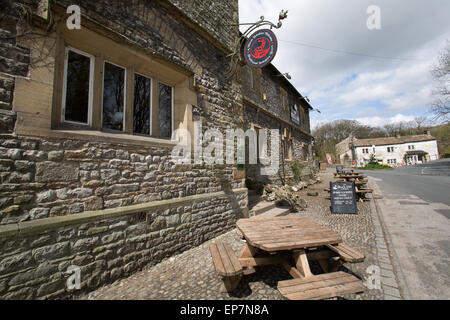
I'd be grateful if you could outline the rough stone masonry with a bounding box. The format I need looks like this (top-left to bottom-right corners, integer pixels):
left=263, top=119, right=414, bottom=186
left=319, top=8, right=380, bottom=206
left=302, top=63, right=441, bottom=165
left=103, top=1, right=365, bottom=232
left=0, top=0, right=250, bottom=299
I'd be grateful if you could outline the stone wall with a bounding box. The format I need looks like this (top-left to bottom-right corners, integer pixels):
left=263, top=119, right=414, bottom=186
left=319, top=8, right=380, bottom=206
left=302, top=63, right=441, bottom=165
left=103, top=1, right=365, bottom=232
left=0, top=134, right=244, bottom=225
left=0, top=188, right=247, bottom=299
left=242, top=65, right=311, bottom=135
left=0, top=1, right=32, bottom=111
left=165, top=0, right=239, bottom=51
left=0, top=0, right=245, bottom=221
left=0, top=1, right=32, bottom=133
left=242, top=63, right=314, bottom=186
left=0, top=0, right=247, bottom=299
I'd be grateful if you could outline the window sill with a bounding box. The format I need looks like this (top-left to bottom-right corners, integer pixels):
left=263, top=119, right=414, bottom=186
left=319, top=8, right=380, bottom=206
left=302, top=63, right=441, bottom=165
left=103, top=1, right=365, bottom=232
left=16, top=127, right=179, bottom=149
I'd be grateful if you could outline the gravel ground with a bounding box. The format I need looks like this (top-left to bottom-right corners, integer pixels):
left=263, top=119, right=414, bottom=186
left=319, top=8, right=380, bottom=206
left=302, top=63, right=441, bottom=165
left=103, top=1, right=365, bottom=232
left=80, top=171, right=385, bottom=300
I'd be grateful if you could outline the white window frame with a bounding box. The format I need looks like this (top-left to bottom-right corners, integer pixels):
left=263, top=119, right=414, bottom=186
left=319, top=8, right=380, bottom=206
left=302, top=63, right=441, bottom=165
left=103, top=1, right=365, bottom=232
left=101, top=60, right=127, bottom=132
left=158, top=81, right=174, bottom=140
left=61, top=47, right=95, bottom=126
left=133, top=72, right=153, bottom=137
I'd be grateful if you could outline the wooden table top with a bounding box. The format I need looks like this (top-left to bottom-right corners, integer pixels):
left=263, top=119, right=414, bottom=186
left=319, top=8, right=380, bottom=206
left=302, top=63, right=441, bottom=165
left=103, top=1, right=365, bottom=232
left=339, top=175, right=365, bottom=179
left=236, top=216, right=342, bottom=252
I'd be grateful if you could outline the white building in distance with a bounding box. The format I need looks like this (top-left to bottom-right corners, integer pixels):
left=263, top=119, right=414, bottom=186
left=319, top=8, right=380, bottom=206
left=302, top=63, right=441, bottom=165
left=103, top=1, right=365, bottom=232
left=336, top=132, right=439, bottom=167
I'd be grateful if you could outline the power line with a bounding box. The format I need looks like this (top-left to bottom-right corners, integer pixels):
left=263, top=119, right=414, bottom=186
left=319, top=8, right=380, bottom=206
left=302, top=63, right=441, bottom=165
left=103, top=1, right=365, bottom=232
left=279, top=39, right=427, bottom=62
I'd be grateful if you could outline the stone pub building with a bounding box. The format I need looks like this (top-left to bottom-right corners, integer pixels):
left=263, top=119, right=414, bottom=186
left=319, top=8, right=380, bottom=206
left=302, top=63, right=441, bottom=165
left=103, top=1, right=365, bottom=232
left=0, top=0, right=313, bottom=298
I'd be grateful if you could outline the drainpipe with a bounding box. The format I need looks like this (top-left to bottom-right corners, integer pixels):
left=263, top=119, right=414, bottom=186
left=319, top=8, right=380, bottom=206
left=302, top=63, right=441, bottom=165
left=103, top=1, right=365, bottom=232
left=351, top=135, right=356, bottom=166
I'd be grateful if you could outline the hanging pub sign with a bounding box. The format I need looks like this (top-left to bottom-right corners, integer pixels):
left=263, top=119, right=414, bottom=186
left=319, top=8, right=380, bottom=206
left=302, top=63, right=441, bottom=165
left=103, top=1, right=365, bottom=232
left=290, top=104, right=300, bottom=125
left=244, top=29, right=278, bottom=68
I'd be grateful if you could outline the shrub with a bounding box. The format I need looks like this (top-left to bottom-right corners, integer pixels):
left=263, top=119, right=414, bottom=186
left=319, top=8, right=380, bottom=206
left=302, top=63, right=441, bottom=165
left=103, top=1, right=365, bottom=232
left=291, top=161, right=306, bottom=182
left=357, top=163, right=392, bottom=170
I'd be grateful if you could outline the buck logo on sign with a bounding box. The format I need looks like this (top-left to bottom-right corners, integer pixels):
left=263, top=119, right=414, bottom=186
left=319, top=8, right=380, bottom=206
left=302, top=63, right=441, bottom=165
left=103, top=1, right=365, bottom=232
left=244, top=29, right=278, bottom=68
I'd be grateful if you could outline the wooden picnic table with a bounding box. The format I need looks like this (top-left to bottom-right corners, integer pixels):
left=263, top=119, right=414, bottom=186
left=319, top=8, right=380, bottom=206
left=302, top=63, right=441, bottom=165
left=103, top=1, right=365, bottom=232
left=236, top=216, right=342, bottom=252
left=334, top=170, right=361, bottom=176
left=338, top=175, right=366, bottom=181
left=335, top=179, right=368, bottom=186
left=209, top=216, right=365, bottom=299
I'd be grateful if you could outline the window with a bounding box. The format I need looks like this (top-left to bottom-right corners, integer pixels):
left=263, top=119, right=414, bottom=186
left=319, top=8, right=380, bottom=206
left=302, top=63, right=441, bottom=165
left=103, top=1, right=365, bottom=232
left=408, top=145, right=415, bottom=150
left=133, top=73, right=152, bottom=135
left=290, top=104, right=300, bottom=125
left=284, top=139, right=293, bottom=160
left=248, top=67, right=259, bottom=92
left=102, top=62, right=126, bottom=131
left=55, top=38, right=187, bottom=144
left=387, top=159, right=396, bottom=165
left=249, top=68, right=255, bottom=90
left=362, top=148, right=369, bottom=154
left=387, top=147, right=394, bottom=152
left=158, top=83, right=173, bottom=139
left=280, top=88, right=288, bottom=111
left=62, top=48, right=94, bottom=125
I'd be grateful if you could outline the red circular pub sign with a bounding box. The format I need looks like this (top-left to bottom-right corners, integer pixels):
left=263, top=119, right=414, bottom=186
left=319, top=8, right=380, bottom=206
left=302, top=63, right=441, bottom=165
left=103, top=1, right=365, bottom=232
left=244, top=29, right=278, bottom=68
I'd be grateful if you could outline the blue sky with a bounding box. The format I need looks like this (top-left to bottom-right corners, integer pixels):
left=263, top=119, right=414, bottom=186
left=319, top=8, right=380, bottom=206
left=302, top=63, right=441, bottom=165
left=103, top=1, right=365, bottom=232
left=239, top=0, right=450, bottom=129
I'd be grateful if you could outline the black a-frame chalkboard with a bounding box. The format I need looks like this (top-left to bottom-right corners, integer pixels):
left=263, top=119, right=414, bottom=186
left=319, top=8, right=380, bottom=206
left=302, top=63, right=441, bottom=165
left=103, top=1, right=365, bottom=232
left=330, top=181, right=357, bottom=214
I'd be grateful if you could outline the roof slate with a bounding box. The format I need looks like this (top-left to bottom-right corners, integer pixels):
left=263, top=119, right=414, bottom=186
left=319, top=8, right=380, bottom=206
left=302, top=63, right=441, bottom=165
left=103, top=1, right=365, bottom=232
left=353, top=134, right=436, bottom=147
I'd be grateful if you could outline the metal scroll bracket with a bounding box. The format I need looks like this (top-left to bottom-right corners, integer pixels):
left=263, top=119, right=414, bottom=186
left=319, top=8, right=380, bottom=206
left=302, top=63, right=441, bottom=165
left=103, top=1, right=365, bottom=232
left=224, top=10, right=288, bottom=78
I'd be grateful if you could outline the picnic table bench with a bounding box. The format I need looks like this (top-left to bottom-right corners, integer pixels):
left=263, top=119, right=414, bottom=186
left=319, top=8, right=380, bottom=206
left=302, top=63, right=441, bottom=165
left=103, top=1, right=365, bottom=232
left=355, top=187, right=373, bottom=200
left=209, top=243, right=243, bottom=292
left=278, top=271, right=365, bottom=300
left=209, top=217, right=366, bottom=300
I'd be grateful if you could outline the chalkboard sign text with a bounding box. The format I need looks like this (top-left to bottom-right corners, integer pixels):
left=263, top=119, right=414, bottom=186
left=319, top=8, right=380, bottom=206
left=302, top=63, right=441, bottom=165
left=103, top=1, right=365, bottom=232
left=330, top=182, right=357, bottom=214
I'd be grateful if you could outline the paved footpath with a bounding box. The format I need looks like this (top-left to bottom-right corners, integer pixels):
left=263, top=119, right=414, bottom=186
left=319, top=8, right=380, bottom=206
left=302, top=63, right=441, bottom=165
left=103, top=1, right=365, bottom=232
left=80, top=172, right=401, bottom=300
left=369, top=176, right=450, bottom=300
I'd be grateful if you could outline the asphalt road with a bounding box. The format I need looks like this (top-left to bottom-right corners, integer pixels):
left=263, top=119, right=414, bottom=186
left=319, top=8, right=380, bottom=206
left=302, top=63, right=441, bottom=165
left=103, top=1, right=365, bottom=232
left=360, top=159, right=450, bottom=207
left=359, top=159, right=450, bottom=299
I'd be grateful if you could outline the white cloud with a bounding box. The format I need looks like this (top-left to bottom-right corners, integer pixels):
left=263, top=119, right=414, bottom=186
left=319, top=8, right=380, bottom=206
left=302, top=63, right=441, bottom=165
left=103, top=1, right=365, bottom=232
left=239, top=0, right=450, bottom=126
left=355, top=114, right=416, bottom=127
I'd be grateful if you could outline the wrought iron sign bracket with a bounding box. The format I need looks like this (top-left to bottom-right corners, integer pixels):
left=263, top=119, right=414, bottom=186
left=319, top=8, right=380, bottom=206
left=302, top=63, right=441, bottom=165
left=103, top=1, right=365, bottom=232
left=225, top=10, right=288, bottom=78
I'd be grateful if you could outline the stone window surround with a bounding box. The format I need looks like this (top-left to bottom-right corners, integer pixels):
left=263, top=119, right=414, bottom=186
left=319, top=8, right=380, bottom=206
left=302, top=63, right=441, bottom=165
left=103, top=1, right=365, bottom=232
left=280, top=87, right=288, bottom=112
left=245, top=66, right=262, bottom=97
left=60, top=45, right=175, bottom=139
left=49, top=22, right=195, bottom=148
left=282, top=127, right=293, bottom=161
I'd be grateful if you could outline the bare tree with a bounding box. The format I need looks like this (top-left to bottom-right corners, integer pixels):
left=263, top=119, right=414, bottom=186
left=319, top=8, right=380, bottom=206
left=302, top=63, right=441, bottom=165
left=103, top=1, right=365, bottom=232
left=414, top=116, right=428, bottom=131
left=431, top=42, right=450, bottom=123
